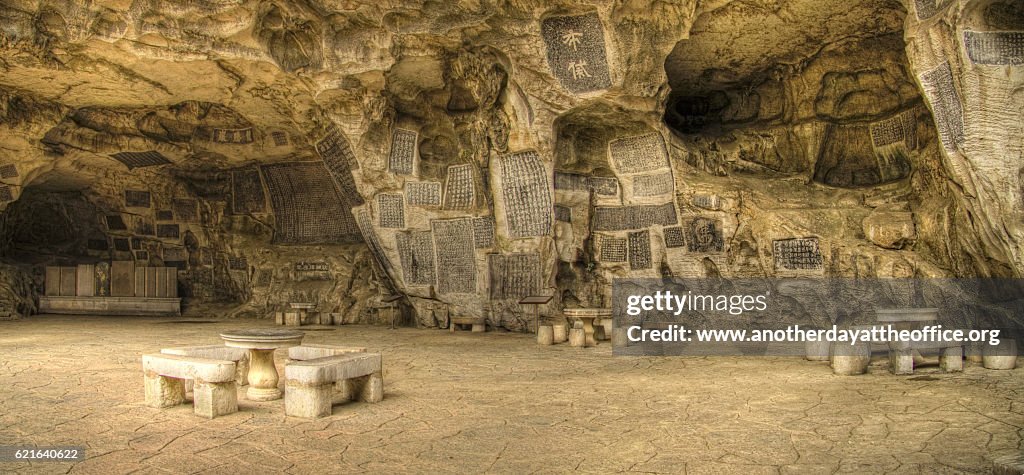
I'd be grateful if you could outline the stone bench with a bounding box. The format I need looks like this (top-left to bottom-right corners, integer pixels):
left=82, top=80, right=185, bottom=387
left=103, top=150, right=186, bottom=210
left=993, top=453, right=1024, bottom=475
left=450, top=316, right=485, bottom=333
left=160, top=345, right=250, bottom=389
left=288, top=343, right=366, bottom=361
left=284, top=352, right=383, bottom=418
left=142, top=354, right=238, bottom=419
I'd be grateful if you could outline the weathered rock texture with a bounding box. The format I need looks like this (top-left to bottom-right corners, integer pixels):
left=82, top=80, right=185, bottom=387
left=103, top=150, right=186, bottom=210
left=0, top=0, right=1019, bottom=328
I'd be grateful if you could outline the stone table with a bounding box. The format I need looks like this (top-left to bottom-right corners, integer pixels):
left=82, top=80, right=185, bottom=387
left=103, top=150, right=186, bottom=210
left=564, top=308, right=611, bottom=348
left=220, top=329, right=304, bottom=401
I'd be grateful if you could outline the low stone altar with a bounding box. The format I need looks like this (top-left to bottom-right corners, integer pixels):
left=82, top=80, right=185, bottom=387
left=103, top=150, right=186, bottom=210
left=563, top=308, right=611, bottom=348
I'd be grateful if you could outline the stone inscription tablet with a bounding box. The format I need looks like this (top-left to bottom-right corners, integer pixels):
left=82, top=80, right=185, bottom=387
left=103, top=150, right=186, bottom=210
left=125, top=190, right=151, bottom=208
left=633, top=172, right=674, bottom=196
left=113, top=237, right=130, bottom=252
left=443, top=164, right=475, bottom=210
left=431, top=218, right=477, bottom=294
left=377, top=193, right=405, bottom=228
left=499, top=151, right=553, bottom=238
left=691, top=194, right=721, bottom=211
left=488, top=253, right=541, bottom=300
left=262, top=162, right=362, bottom=244
left=473, top=216, right=495, bottom=249
left=553, top=172, right=618, bottom=196
left=0, top=164, right=17, bottom=178
left=628, top=230, right=651, bottom=270
left=271, top=131, right=289, bottom=146
left=173, top=199, right=198, bottom=223
left=106, top=215, right=127, bottom=231
left=541, top=12, right=612, bottom=93
left=593, top=202, right=678, bottom=231
left=920, top=62, right=964, bottom=151
left=686, top=217, right=724, bottom=253
left=355, top=208, right=393, bottom=274
left=156, top=224, right=180, bottom=239
left=405, top=181, right=441, bottom=207
left=599, top=236, right=627, bottom=262
left=870, top=108, right=918, bottom=149
left=316, top=126, right=364, bottom=206
left=609, top=133, right=669, bottom=175
left=396, top=230, right=436, bottom=287
left=663, top=226, right=685, bottom=248
left=914, top=0, right=953, bottom=20
left=211, top=127, right=254, bottom=144
left=231, top=168, right=266, bottom=214
left=773, top=237, right=824, bottom=271
left=388, top=128, right=417, bottom=175
left=964, top=31, right=1024, bottom=65
left=554, top=204, right=572, bottom=223
left=110, top=151, right=171, bottom=169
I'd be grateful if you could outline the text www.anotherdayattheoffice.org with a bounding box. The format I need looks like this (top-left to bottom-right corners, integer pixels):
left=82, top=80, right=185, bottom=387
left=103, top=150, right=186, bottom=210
left=626, top=324, right=1003, bottom=346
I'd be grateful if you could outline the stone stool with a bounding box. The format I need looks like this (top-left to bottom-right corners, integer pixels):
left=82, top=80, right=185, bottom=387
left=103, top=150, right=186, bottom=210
left=537, top=325, right=554, bottom=345
left=569, top=321, right=586, bottom=347
left=832, top=341, right=871, bottom=375
left=805, top=339, right=830, bottom=362
left=552, top=324, right=568, bottom=343
left=983, top=339, right=1018, bottom=370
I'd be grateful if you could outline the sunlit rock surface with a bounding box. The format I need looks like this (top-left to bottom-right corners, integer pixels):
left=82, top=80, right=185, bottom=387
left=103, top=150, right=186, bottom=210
left=0, top=0, right=1019, bottom=326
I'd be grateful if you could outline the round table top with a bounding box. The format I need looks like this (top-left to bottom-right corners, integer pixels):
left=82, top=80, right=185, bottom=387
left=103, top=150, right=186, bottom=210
left=875, top=308, right=938, bottom=322
left=564, top=308, right=612, bottom=318
left=220, top=329, right=305, bottom=349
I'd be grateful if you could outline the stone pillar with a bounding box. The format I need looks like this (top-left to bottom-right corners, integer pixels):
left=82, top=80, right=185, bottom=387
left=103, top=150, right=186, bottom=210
left=285, top=382, right=333, bottom=418
left=193, top=380, right=237, bottom=419
left=939, top=346, right=963, bottom=372
left=247, top=349, right=282, bottom=401
left=144, top=373, right=185, bottom=408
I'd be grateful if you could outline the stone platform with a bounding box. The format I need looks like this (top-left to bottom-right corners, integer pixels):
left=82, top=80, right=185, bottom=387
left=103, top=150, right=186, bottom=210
left=0, top=315, right=1021, bottom=473
left=38, top=296, right=181, bottom=316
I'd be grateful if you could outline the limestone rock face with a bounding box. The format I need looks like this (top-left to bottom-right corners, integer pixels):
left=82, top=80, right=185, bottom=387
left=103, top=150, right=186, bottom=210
left=863, top=209, right=917, bottom=250
left=0, top=0, right=1018, bottom=328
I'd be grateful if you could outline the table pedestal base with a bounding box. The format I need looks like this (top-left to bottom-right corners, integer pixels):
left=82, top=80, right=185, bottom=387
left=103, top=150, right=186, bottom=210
left=246, top=349, right=282, bottom=401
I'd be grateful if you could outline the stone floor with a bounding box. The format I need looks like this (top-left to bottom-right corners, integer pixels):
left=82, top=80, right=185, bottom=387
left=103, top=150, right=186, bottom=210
left=0, top=315, right=1021, bottom=474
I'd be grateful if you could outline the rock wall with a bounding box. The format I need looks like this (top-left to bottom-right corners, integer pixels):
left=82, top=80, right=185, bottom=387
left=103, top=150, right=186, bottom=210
left=0, top=0, right=1017, bottom=328
left=900, top=0, right=1024, bottom=277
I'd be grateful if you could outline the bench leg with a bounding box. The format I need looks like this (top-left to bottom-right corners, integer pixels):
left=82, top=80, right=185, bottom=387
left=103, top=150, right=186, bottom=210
left=940, top=346, right=963, bottom=372
left=334, top=380, right=351, bottom=402
left=472, top=323, right=485, bottom=333
left=285, top=382, right=332, bottom=418
left=275, top=312, right=284, bottom=325
left=347, top=371, right=383, bottom=403
left=235, top=357, right=249, bottom=386
left=889, top=349, right=914, bottom=375
left=193, top=380, right=237, bottom=419
left=144, top=373, right=185, bottom=408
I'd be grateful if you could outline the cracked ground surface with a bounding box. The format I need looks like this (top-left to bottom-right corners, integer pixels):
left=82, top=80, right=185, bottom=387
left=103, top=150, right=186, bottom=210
left=0, top=315, right=1021, bottom=474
